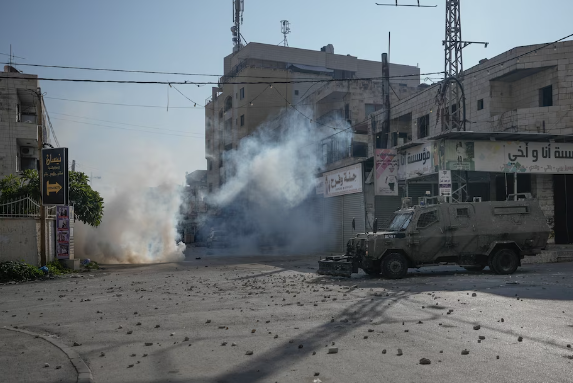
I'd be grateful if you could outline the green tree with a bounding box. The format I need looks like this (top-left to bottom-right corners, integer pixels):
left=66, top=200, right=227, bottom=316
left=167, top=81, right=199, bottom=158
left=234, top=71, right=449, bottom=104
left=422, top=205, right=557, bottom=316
left=0, top=170, right=104, bottom=227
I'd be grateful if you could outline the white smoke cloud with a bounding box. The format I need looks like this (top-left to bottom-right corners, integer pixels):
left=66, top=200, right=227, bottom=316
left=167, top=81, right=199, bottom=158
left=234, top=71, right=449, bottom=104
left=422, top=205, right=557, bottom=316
left=75, top=148, right=185, bottom=264
left=204, top=108, right=350, bottom=253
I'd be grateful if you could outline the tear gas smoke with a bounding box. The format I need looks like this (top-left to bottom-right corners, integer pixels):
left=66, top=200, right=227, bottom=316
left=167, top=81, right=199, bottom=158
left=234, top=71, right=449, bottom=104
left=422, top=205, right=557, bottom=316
left=201, top=108, right=350, bottom=253
left=75, top=158, right=186, bottom=264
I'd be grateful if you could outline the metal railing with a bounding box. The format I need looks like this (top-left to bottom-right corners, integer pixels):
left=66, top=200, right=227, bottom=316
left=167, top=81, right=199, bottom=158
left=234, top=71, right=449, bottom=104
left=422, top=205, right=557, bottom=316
left=0, top=196, right=57, bottom=218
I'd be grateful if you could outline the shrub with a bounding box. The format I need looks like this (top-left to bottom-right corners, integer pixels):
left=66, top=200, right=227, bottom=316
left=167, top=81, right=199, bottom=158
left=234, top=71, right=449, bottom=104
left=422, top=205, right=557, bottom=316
left=46, top=260, right=72, bottom=275
left=0, top=261, right=43, bottom=282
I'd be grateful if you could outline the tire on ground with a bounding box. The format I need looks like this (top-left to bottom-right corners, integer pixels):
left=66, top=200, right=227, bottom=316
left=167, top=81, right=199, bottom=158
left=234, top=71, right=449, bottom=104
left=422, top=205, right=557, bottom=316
left=490, top=248, right=519, bottom=275
left=381, top=253, right=409, bottom=279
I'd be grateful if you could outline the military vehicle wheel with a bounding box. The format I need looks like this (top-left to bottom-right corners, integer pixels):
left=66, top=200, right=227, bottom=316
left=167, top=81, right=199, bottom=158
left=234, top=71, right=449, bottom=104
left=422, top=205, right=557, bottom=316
left=381, top=253, right=408, bottom=279
left=463, top=265, right=486, bottom=272
left=490, top=248, right=519, bottom=275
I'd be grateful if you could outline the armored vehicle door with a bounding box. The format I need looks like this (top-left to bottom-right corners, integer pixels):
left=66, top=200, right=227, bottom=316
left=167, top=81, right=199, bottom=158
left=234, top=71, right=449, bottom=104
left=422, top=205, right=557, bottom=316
left=409, top=207, right=448, bottom=263
left=448, top=204, right=479, bottom=255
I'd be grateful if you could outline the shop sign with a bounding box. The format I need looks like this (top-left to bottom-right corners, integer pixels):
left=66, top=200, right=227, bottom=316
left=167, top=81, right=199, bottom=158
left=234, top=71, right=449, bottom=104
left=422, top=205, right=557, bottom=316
left=443, top=141, right=573, bottom=174
left=324, top=163, right=362, bottom=198
left=398, top=143, right=435, bottom=180
left=438, top=170, right=452, bottom=196
left=56, top=206, right=70, bottom=259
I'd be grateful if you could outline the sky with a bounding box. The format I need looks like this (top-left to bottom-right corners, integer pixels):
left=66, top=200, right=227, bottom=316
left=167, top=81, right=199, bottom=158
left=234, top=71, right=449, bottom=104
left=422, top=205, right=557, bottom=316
left=1, top=0, right=572, bottom=190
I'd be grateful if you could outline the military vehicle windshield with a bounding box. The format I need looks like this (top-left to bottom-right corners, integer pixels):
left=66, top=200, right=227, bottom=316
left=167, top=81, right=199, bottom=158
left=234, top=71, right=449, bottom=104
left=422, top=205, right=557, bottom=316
left=388, top=212, right=413, bottom=231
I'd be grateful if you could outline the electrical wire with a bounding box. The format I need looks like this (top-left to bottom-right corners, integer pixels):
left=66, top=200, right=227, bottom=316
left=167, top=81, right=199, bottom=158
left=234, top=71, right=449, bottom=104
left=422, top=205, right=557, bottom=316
left=0, top=72, right=439, bottom=86
left=50, top=117, right=204, bottom=138
left=169, top=83, right=203, bottom=107
left=49, top=112, right=199, bottom=134
left=44, top=96, right=199, bottom=109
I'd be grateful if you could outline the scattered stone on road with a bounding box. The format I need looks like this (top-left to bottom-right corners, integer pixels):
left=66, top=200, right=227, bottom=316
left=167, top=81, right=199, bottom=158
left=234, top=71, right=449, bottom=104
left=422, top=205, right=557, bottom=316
left=419, top=358, right=431, bottom=365
left=245, top=351, right=253, bottom=355
left=461, top=349, right=470, bottom=355
left=328, top=348, right=338, bottom=354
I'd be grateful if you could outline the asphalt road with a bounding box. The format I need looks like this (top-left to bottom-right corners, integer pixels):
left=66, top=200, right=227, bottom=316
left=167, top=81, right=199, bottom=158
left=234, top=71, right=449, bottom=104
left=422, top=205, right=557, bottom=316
left=1, top=248, right=572, bottom=383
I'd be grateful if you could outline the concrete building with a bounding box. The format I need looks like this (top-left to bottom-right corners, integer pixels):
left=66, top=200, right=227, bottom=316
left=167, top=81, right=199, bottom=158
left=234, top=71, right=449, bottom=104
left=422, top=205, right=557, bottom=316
left=204, top=42, right=420, bottom=193
left=0, top=65, right=49, bottom=179
left=370, top=40, right=573, bottom=245
left=0, top=65, right=57, bottom=266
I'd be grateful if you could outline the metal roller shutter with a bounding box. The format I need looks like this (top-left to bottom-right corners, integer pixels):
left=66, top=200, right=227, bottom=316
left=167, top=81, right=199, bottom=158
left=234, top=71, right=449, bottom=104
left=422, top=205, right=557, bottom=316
left=324, top=196, right=343, bottom=253
left=375, top=196, right=402, bottom=228
left=406, top=183, right=434, bottom=204
left=343, top=193, right=365, bottom=247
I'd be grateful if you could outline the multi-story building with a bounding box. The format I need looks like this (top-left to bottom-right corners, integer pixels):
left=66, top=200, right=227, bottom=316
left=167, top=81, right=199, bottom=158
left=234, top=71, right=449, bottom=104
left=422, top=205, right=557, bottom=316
left=0, top=65, right=49, bottom=179
left=371, top=40, right=573, bottom=245
left=204, top=42, right=420, bottom=193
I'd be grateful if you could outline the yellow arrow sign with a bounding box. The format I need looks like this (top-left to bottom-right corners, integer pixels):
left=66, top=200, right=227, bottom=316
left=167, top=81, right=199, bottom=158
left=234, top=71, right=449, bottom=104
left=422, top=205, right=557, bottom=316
left=46, top=181, right=62, bottom=195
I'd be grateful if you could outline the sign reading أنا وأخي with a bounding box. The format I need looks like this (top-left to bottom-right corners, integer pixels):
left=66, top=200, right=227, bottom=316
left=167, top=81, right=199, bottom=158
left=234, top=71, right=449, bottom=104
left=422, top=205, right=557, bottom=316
left=442, top=141, right=573, bottom=174
left=41, top=148, right=69, bottom=205
left=323, top=163, right=363, bottom=198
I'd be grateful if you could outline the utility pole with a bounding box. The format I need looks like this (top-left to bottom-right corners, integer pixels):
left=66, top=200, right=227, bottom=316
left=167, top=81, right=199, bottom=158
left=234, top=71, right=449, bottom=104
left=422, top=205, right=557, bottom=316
left=441, top=0, right=488, bottom=132
left=36, top=90, right=46, bottom=266
left=380, top=53, right=391, bottom=150
left=71, top=160, right=75, bottom=172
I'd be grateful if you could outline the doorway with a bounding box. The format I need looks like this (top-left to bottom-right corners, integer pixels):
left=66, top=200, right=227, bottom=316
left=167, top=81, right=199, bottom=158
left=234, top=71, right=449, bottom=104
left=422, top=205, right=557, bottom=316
left=553, top=174, right=573, bottom=244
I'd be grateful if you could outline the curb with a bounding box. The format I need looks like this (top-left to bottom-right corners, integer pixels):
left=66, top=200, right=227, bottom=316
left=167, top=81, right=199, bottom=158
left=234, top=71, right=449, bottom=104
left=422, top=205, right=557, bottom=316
left=2, top=326, right=94, bottom=383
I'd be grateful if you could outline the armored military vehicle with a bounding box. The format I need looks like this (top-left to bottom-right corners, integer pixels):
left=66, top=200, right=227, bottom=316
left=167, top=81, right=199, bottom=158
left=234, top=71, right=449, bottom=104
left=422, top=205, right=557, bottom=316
left=318, top=193, right=550, bottom=278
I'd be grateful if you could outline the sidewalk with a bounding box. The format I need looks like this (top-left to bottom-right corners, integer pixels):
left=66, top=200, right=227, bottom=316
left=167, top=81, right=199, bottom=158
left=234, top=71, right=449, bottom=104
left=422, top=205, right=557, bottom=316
left=0, top=327, right=90, bottom=383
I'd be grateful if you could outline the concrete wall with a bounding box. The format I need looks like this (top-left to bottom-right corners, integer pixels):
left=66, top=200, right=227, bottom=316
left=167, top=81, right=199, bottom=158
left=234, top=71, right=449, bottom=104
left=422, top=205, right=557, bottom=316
left=0, top=218, right=39, bottom=265
left=0, top=217, right=55, bottom=266
left=390, top=40, right=573, bottom=138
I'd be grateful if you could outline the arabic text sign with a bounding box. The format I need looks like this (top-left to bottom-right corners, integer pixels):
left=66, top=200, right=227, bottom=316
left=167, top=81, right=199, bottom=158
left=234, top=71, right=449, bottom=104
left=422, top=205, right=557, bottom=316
left=324, top=163, right=363, bottom=198
left=438, top=170, right=452, bottom=196
left=444, top=141, right=573, bottom=174
left=375, top=149, right=398, bottom=196
left=41, top=148, right=68, bottom=205
left=398, top=143, right=434, bottom=180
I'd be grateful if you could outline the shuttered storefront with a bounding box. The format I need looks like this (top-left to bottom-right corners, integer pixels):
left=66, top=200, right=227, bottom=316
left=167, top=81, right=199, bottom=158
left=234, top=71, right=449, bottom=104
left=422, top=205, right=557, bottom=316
left=323, top=196, right=343, bottom=253
left=343, top=192, right=365, bottom=247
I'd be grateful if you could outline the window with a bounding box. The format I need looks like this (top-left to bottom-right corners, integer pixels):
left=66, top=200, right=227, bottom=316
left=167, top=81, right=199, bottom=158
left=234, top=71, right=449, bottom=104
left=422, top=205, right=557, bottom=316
left=208, top=183, right=213, bottom=193
left=477, top=99, right=484, bottom=110
left=418, top=114, right=430, bottom=139
left=352, top=142, right=368, bottom=157
left=417, top=210, right=438, bottom=228
left=208, top=160, right=212, bottom=171
left=456, top=208, right=469, bottom=217
left=344, top=104, right=350, bottom=120
left=240, top=87, right=245, bottom=100
left=240, top=114, right=245, bottom=126
left=224, top=96, right=233, bottom=112
left=365, top=104, right=382, bottom=117
left=294, top=90, right=299, bottom=96
left=539, top=85, right=553, bottom=107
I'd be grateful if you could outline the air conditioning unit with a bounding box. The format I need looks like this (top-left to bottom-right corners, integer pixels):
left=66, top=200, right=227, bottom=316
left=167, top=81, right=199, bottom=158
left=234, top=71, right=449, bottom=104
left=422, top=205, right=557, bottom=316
left=20, top=146, right=36, bottom=158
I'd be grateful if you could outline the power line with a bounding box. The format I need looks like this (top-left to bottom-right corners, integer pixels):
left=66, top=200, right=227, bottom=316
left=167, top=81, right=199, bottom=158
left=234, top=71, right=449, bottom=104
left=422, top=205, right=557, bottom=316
left=44, top=96, right=199, bottom=109
left=49, top=112, right=200, bottom=134
left=0, top=73, right=436, bottom=86
left=169, top=83, right=203, bottom=107
left=3, top=62, right=321, bottom=79
left=50, top=117, right=204, bottom=138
